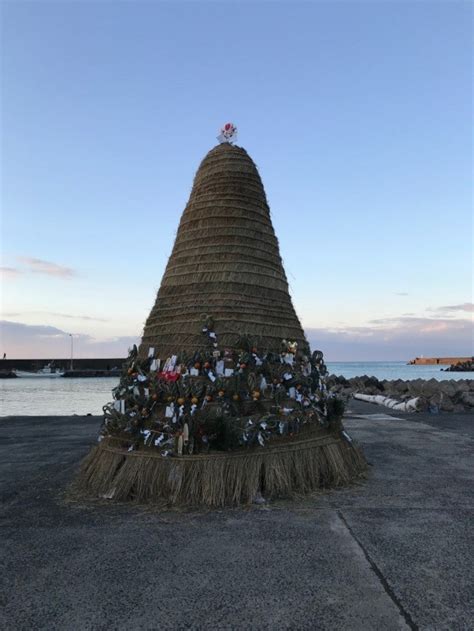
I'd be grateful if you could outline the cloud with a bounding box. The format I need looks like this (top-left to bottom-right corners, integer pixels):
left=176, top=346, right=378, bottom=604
left=432, top=302, right=474, bottom=314
left=2, top=311, right=108, bottom=322
left=306, top=315, right=473, bottom=361
left=0, top=321, right=139, bottom=358
left=2, top=313, right=473, bottom=362
left=18, top=257, right=76, bottom=278
left=0, top=266, right=22, bottom=279
left=394, top=292, right=409, bottom=296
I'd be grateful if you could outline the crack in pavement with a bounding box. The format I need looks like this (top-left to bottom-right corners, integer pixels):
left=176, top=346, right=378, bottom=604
left=336, top=509, right=419, bottom=631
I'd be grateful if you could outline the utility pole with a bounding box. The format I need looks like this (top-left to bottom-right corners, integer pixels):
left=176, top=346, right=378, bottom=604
left=69, top=334, right=74, bottom=371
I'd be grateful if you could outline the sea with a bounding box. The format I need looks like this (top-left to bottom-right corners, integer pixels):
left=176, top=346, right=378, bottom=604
left=1, top=361, right=472, bottom=417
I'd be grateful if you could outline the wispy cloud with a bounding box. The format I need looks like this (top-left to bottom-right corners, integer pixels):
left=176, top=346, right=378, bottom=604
left=2, top=311, right=108, bottom=322
left=2, top=313, right=473, bottom=362
left=307, top=315, right=473, bottom=361
left=394, top=292, right=409, bottom=296
left=18, top=257, right=76, bottom=278
left=431, top=302, right=474, bottom=314
left=0, top=266, right=22, bottom=279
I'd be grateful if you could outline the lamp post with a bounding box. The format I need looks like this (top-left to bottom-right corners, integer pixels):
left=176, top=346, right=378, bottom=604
left=69, top=334, right=74, bottom=371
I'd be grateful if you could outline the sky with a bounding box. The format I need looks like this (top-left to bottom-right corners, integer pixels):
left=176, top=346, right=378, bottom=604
left=1, top=0, right=472, bottom=361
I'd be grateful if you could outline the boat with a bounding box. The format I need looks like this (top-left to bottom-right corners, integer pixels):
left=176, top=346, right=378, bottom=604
left=15, top=363, right=65, bottom=378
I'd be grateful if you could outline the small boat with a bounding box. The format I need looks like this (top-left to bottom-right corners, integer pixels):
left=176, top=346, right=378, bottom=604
left=16, top=363, right=65, bottom=378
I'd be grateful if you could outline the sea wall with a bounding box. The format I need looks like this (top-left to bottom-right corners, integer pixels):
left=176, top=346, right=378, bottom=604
left=0, top=358, right=125, bottom=372
left=327, top=375, right=474, bottom=413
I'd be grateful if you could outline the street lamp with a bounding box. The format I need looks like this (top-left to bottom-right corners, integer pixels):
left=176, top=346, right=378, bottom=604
left=69, top=334, right=74, bottom=371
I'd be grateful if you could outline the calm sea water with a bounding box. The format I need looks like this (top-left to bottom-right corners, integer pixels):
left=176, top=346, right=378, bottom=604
left=1, top=363, right=472, bottom=417
left=327, top=361, right=474, bottom=381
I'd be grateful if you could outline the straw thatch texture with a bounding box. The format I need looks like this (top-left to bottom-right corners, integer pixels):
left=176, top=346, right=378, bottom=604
left=139, top=143, right=308, bottom=359
left=77, top=433, right=367, bottom=507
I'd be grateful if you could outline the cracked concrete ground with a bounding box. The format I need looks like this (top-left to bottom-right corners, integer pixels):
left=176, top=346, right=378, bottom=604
left=0, top=401, right=472, bottom=630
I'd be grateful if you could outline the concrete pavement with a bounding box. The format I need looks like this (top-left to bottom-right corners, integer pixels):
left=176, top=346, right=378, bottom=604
left=0, top=402, right=472, bottom=630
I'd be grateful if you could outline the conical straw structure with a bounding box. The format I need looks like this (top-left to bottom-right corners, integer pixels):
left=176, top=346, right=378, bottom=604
left=140, top=143, right=307, bottom=359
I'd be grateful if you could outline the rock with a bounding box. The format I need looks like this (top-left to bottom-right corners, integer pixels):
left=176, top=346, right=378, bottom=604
left=461, top=392, right=474, bottom=407
left=440, top=397, right=455, bottom=412
left=417, top=396, right=430, bottom=412
left=429, top=393, right=442, bottom=407
left=444, top=360, right=474, bottom=372
left=422, top=379, right=442, bottom=398
left=407, top=379, right=423, bottom=396
left=439, top=381, right=457, bottom=397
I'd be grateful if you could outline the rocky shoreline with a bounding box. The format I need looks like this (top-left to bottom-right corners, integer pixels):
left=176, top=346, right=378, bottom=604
left=327, top=375, right=474, bottom=413
left=442, top=359, right=474, bottom=372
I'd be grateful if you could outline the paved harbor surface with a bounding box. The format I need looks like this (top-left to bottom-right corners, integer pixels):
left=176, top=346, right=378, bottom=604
left=0, top=402, right=472, bottom=630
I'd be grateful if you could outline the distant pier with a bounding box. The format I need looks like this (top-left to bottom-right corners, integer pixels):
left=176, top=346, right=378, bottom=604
left=62, top=369, right=121, bottom=378
left=0, top=358, right=125, bottom=377
left=408, top=356, right=473, bottom=366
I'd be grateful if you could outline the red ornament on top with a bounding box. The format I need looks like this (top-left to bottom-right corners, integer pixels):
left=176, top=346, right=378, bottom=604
left=217, top=122, right=238, bottom=144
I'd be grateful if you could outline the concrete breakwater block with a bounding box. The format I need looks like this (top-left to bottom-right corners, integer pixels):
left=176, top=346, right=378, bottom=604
left=327, top=375, right=474, bottom=413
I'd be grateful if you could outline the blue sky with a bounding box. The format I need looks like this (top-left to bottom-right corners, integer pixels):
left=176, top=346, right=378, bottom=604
left=1, top=1, right=472, bottom=360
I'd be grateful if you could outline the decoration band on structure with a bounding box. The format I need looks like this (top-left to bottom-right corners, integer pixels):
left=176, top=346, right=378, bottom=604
left=77, top=335, right=367, bottom=506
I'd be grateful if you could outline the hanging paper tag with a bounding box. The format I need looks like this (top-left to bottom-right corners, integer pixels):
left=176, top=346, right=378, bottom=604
left=144, top=388, right=149, bottom=397
left=148, top=347, right=155, bottom=358
left=289, top=387, right=296, bottom=399
left=190, top=368, right=199, bottom=377
left=208, top=372, right=216, bottom=382
left=216, top=360, right=225, bottom=375
left=165, top=405, right=174, bottom=418
left=283, top=373, right=292, bottom=381
left=224, top=368, right=234, bottom=377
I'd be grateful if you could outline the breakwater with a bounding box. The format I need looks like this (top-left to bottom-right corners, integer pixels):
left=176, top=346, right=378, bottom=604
left=408, top=356, right=473, bottom=366
left=328, top=374, right=474, bottom=412
left=0, top=358, right=125, bottom=372
left=63, top=369, right=121, bottom=378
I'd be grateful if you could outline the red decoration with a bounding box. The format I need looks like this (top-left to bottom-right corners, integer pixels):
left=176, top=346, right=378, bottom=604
left=157, top=371, right=180, bottom=382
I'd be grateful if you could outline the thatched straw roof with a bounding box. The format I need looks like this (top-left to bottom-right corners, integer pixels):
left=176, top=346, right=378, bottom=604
left=139, top=143, right=308, bottom=358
